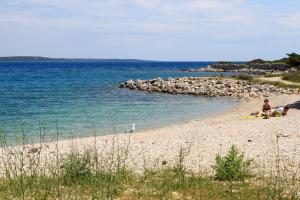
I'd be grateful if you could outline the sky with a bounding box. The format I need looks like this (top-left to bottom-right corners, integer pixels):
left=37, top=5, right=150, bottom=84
left=0, top=0, right=299, bottom=61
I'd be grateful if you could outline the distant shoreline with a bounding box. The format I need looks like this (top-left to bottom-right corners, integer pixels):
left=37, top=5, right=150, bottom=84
left=0, top=56, right=155, bottom=62
left=0, top=56, right=237, bottom=63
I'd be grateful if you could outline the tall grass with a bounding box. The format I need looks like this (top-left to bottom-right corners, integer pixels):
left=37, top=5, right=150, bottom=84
left=231, top=74, right=254, bottom=81
left=233, top=75, right=300, bottom=90
left=253, top=79, right=300, bottom=90
left=282, top=70, right=300, bottom=83
left=0, top=123, right=299, bottom=199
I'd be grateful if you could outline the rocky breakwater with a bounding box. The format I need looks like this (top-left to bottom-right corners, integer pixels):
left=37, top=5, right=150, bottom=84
left=119, top=77, right=299, bottom=99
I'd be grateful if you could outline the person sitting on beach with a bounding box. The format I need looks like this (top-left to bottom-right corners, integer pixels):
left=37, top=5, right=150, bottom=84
left=251, top=99, right=271, bottom=118
left=262, top=99, right=272, bottom=116
left=251, top=99, right=290, bottom=118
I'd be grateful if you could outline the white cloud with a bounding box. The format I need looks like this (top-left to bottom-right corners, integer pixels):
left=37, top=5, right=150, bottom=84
left=0, top=0, right=299, bottom=60
left=0, top=0, right=296, bottom=34
left=0, top=0, right=272, bottom=39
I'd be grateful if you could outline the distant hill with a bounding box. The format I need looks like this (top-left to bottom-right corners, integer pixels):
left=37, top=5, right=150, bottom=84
left=0, top=56, right=151, bottom=62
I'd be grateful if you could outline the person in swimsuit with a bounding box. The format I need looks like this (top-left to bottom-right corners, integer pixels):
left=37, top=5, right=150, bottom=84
left=262, top=99, right=272, bottom=118
left=251, top=99, right=271, bottom=118
left=251, top=99, right=290, bottom=118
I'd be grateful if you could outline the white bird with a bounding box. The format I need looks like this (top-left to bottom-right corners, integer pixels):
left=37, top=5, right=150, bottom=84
left=126, top=123, right=135, bottom=134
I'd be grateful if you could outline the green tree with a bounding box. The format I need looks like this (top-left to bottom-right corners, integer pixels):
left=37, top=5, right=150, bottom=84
left=286, top=53, right=300, bottom=68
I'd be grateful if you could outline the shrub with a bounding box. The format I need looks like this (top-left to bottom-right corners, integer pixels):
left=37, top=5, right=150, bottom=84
left=282, top=70, right=300, bottom=83
left=254, top=80, right=300, bottom=89
left=286, top=53, right=300, bottom=68
left=232, top=74, right=253, bottom=81
left=213, top=145, right=252, bottom=181
left=263, top=73, right=283, bottom=78
left=60, top=150, right=93, bottom=185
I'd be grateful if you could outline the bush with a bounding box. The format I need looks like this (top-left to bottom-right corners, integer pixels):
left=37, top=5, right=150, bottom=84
left=232, top=74, right=253, bottom=81
left=253, top=79, right=300, bottom=89
left=286, top=53, right=300, bottom=68
left=60, top=150, right=93, bottom=185
left=213, top=145, right=252, bottom=181
left=282, top=70, right=300, bottom=83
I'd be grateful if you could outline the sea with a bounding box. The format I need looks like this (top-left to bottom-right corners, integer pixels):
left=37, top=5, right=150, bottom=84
left=0, top=61, right=235, bottom=144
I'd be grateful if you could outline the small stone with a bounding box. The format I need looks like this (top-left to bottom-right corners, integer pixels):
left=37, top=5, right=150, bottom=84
left=172, top=192, right=182, bottom=199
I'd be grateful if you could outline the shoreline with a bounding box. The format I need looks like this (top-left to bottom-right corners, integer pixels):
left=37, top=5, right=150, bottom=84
left=8, top=94, right=299, bottom=173
left=20, top=96, right=238, bottom=147
left=3, top=95, right=237, bottom=147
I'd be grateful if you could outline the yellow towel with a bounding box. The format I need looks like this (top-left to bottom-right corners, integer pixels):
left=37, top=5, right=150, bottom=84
left=241, top=116, right=263, bottom=119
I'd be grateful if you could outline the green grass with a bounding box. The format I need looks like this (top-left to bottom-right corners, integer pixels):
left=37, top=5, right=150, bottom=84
left=262, top=70, right=300, bottom=84
left=231, top=74, right=254, bottom=81
left=0, top=125, right=300, bottom=199
left=0, top=162, right=270, bottom=200
left=122, top=168, right=263, bottom=200
left=263, top=73, right=283, bottom=78
left=0, top=167, right=264, bottom=200
left=282, top=71, right=300, bottom=83
left=232, top=75, right=300, bottom=90
left=1, top=162, right=296, bottom=200
left=252, top=79, right=300, bottom=90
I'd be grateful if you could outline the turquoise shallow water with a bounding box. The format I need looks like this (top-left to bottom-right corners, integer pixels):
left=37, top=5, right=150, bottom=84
left=0, top=61, right=235, bottom=144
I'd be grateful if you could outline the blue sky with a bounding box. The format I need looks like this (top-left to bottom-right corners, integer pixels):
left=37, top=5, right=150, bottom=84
left=0, top=0, right=299, bottom=61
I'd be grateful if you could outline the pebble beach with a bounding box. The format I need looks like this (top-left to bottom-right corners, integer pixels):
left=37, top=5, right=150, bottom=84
left=32, top=94, right=300, bottom=173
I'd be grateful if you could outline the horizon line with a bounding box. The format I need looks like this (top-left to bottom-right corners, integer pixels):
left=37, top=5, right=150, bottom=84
left=0, top=56, right=256, bottom=62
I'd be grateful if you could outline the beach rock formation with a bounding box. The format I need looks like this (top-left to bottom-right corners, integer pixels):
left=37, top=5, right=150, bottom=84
left=119, top=77, right=299, bottom=99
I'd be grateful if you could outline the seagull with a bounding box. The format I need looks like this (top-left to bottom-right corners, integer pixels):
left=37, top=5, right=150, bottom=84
left=126, top=123, right=135, bottom=134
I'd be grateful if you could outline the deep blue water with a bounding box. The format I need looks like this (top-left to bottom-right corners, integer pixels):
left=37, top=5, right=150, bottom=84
left=0, top=61, right=234, bottom=144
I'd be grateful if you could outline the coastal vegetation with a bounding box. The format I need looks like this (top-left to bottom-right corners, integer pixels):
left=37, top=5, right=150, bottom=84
left=214, top=145, right=252, bottom=182
left=285, top=53, right=300, bottom=69
left=253, top=79, right=300, bottom=90
left=251, top=70, right=300, bottom=88
left=0, top=129, right=299, bottom=200
left=282, top=70, right=300, bottom=83
left=184, top=53, right=300, bottom=75
left=200, top=53, right=300, bottom=90
left=232, top=74, right=300, bottom=90
left=241, top=53, right=300, bottom=68
left=244, top=53, right=298, bottom=66
left=246, top=58, right=285, bottom=65
left=231, top=74, right=254, bottom=81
